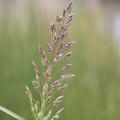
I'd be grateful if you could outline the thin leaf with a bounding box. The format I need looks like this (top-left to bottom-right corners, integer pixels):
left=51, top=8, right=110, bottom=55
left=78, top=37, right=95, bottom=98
left=0, top=105, right=26, bottom=120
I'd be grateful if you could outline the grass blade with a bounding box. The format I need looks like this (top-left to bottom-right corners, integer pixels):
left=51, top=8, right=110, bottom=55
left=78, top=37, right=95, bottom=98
left=0, top=105, right=26, bottom=120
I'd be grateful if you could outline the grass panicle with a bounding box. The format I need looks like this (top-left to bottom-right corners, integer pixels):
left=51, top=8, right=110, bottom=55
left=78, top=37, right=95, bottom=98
left=26, top=2, right=75, bottom=120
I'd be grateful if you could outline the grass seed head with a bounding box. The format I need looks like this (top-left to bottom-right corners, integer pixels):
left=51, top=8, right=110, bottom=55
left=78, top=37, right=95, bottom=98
left=26, top=2, right=75, bottom=120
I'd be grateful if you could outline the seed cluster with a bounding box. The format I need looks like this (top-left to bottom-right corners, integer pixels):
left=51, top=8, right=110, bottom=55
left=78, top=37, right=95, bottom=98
left=26, top=2, right=75, bottom=120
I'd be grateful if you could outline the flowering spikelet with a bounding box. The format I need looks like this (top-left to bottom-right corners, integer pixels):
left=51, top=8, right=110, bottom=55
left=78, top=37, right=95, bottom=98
left=64, top=41, right=75, bottom=51
left=25, top=86, right=39, bottom=118
left=60, top=64, right=72, bottom=72
left=51, top=79, right=61, bottom=90
left=53, top=96, right=64, bottom=107
left=48, top=43, right=53, bottom=54
left=32, top=61, right=40, bottom=89
left=51, top=108, right=64, bottom=120
left=45, top=65, right=51, bottom=81
left=65, top=13, right=75, bottom=27
left=50, top=23, right=56, bottom=35
left=57, top=43, right=64, bottom=55
left=52, top=33, right=59, bottom=49
left=43, top=110, right=52, bottom=120
left=39, top=45, right=48, bottom=66
left=61, top=74, right=75, bottom=80
left=26, top=2, right=75, bottom=120
left=53, top=53, right=63, bottom=64
left=64, top=51, right=72, bottom=60
left=57, top=84, right=68, bottom=93
left=42, top=82, right=48, bottom=98
left=66, top=2, right=72, bottom=13
left=56, top=16, right=62, bottom=23
left=46, top=91, right=52, bottom=104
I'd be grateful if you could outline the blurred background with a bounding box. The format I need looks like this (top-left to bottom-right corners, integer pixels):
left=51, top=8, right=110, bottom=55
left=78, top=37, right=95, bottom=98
left=0, top=0, right=120, bottom=120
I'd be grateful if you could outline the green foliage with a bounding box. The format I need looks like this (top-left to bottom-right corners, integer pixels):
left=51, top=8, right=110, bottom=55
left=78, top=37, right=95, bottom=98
left=0, top=1, right=120, bottom=120
left=0, top=106, right=26, bottom=120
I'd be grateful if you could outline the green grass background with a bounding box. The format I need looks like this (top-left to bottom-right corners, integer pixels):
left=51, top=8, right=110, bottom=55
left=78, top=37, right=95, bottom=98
left=0, top=1, right=120, bottom=120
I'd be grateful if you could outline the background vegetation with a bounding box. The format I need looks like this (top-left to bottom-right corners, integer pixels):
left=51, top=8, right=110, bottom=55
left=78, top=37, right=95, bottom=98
left=0, top=0, right=120, bottom=120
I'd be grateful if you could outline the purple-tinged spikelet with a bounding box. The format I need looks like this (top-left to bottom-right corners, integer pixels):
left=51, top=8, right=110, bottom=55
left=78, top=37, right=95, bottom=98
left=66, top=2, right=72, bottom=13
left=64, top=51, right=72, bottom=60
left=56, top=16, right=63, bottom=23
left=53, top=53, right=63, bottom=64
left=67, top=2, right=72, bottom=12
left=60, top=64, right=72, bottom=71
left=39, top=45, right=48, bottom=66
left=63, top=9, right=66, bottom=18
left=45, top=66, right=51, bottom=81
left=64, top=41, right=75, bottom=51
left=50, top=23, right=56, bottom=35
left=57, top=43, right=64, bottom=55
left=48, top=43, right=53, bottom=53
left=51, top=79, right=61, bottom=90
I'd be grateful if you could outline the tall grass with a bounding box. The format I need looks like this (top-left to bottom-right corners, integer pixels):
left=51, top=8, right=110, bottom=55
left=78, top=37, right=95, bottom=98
left=0, top=1, right=120, bottom=120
